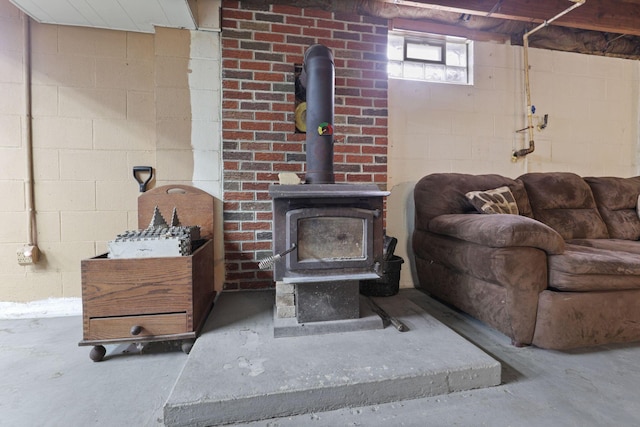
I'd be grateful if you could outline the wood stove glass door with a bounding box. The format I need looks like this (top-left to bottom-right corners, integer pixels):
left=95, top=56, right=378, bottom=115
left=298, top=216, right=365, bottom=261
left=285, top=207, right=374, bottom=271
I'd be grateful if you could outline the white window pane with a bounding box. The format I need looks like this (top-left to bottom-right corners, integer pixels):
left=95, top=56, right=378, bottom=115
left=446, top=67, right=467, bottom=83
left=406, top=41, right=442, bottom=62
left=388, top=35, right=404, bottom=61
left=388, top=61, right=402, bottom=77
left=424, top=64, right=445, bottom=81
left=446, top=43, right=467, bottom=66
left=404, top=62, right=424, bottom=79
left=387, top=31, right=472, bottom=85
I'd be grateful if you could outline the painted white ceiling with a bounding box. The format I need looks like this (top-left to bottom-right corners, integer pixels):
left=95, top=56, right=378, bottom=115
left=9, top=0, right=197, bottom=33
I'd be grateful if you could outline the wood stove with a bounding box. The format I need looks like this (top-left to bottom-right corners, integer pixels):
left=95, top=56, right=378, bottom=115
left=269, top=183, right=388, bottom=328
left=267, top=44, right=389, bottom=331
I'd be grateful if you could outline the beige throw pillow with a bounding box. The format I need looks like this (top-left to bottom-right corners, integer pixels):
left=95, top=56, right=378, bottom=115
left=465, top=186, right=519, bottom=215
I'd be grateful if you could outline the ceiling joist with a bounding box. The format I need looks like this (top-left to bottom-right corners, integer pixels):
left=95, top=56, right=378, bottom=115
left=391, top=17, right=510, bottom=42
left=387, top=0, right=640, bottom=36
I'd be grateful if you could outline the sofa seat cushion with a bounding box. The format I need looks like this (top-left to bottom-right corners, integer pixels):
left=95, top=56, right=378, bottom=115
left=413, top=230, right=548, bottom=291
left=584, top=176, right=640, bottom=240
left=518, top=172, right=609, bottom=240
left=568, top=238, right=640, bottom=255
left=548, top=243, right=640, bottom=292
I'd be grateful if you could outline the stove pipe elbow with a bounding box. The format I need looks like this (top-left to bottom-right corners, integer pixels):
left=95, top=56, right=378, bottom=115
left=300, top=44, right=335, bottom=184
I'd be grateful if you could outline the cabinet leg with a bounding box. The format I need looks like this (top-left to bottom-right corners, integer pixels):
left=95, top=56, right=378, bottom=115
left=90, top=345, right=106, bottom=362
left=181, top=340, right=195, bottom=354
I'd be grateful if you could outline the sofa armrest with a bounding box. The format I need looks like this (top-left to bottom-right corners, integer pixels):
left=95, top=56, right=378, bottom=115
left=429, top=214, right=565, bottom=254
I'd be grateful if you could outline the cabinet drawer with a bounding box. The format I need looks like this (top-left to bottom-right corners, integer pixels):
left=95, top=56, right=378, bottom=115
left=88, top=313, right=187, bottom=340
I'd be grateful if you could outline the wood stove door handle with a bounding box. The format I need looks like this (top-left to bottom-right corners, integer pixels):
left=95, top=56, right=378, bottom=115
left=258, top=243, right=297, bottom=270
left=130, top=325, right=143, bottom=336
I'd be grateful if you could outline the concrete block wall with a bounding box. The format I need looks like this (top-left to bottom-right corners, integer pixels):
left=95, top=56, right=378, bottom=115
left=0, top=8, right=122, bottom=301
left=0, top=0, right=223, bottom=302
left=386, top=40, right=640, bottom=289
left=388, top=42, right=640, bottom=184
left=220, top=1, right=389, bottom=290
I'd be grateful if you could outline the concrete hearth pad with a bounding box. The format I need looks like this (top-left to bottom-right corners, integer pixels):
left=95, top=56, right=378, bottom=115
left=164, top=290, right=501, bottom=427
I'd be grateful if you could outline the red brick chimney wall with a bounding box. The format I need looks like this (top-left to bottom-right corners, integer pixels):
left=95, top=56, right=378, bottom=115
left=221, top=1, right=389, bottom=290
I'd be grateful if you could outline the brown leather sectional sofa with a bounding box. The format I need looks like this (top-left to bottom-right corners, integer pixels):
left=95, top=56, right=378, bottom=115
left=413, top=172, right=640, bottom=350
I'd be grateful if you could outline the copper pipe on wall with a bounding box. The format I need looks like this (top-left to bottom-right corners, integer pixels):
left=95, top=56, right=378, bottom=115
left=513, top=0, right=586, bottom=159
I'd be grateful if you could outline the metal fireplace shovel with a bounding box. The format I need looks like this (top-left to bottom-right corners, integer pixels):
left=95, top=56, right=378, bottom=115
left=367, top=297, right=408, bottom=332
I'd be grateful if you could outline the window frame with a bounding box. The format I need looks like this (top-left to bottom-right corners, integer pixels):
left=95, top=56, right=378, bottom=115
left=404, top=37, right=446, bottom=64
left=388, top=31, right=474, bottom=85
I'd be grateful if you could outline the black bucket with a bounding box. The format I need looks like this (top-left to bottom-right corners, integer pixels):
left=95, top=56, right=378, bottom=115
left=360, top=255, right=404, bottom=297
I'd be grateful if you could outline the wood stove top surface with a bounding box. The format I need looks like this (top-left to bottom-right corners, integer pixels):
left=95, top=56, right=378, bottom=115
left=269, top=183, right=389, bottom=198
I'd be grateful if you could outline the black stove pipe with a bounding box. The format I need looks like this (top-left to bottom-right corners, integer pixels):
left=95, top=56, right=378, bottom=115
left=300, top=44, right=335, bottom=184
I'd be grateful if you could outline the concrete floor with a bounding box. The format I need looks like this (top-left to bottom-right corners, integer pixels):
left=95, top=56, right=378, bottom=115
left=0, top=315, right=185, bottom=427
left=2, top=288, right=640, bottom=426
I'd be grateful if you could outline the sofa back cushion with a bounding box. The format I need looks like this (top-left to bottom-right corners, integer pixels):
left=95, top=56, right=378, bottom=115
left=585, top=176, right=640, bottom=240
left=414, top=173, right=533, bottom=231
left=518, top=172, right=608, bottom=240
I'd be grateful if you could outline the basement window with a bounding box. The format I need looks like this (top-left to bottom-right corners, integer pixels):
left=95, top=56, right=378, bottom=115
left=388, top=33, right=473, bottom=85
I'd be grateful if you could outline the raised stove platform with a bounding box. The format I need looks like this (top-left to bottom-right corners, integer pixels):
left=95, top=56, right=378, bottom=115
left=163, top=289, right=501, bottom=427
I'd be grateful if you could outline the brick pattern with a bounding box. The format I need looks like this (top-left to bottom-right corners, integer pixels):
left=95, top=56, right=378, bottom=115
left=221, top=1, right=389, bottom=289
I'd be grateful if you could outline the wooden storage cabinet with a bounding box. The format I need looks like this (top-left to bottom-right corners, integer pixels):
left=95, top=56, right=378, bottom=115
left=78, top=185, right=216, bottom=361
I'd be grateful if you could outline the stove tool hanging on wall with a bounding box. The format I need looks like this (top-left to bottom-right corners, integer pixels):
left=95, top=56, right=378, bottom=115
left=133, top=166, right=153, bottom=192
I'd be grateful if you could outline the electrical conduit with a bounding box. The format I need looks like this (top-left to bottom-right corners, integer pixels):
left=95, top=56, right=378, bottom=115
left=22, top=11, right=38, bottom=263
